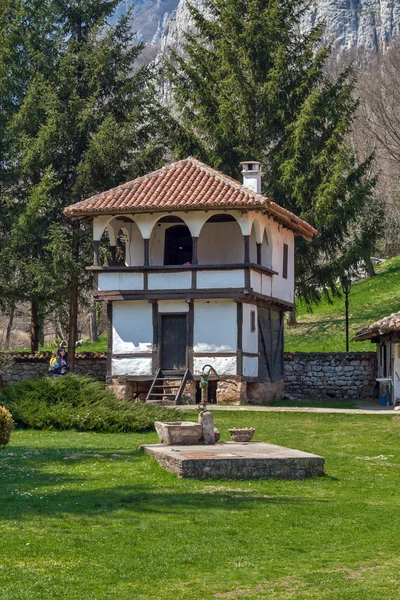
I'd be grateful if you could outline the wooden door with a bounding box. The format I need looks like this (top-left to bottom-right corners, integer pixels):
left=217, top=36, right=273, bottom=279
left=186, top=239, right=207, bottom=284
left=258, top=307, right=284, bottom=382
left=160, top=314, right=187, bottom=370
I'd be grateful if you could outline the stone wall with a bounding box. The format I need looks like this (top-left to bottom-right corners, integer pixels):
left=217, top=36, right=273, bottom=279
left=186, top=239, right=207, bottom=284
left=284, top=352, right=377, bottom=401
left=0, top=353, right=107, bottom=386
left=0, top=351, right=378, bottom=402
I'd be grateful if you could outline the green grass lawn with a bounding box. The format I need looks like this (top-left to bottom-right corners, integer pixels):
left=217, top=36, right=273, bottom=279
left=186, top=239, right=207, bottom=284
left=2, top=411, right=400, bottom=599
left=12, top=333, right=108, bottom=354
left=266, top=398, right=357, bottom=409
left=285, top=254, right=400, bottom=353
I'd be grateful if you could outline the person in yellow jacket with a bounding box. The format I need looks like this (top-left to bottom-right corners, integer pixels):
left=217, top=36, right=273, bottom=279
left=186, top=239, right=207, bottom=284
left=49, top=348, right=69, bottom=376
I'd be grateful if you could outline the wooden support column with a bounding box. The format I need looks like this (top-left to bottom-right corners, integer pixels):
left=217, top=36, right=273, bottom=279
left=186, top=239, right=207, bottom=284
left=187, top=300, right=194, bottom=373
left=192, top=236, right=198, bottom=265
left=93, top=240, right=100, bottom=266
left=256, top=242, right=262, bottom=265
left=109, top=245, right=117, bottom=265
left=243, top=235, right=250, bottom=264
left=151, top=300, right=159, bottom=374
left=236, top=300, right=243, bottom=377
left=106, top=302, right=113, bottom=379
left=144, top=238, right=150, bottom=266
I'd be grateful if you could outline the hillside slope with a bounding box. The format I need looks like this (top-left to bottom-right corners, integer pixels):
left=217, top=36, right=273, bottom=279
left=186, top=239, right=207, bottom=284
left=285, top=255, right=400, bottom=353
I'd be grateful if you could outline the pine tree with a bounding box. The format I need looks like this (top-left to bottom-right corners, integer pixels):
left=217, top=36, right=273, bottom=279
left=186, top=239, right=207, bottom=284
left=8, top=0, right=165, bottom=357
left=166, top=0, right=381, bottom=304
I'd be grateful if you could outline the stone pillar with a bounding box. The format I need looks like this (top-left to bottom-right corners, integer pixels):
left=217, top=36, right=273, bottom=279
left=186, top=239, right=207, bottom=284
left=198, top=411, right=216, bottom=444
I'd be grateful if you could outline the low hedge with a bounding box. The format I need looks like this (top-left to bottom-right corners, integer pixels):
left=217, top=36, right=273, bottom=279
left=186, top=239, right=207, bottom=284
left=0, top=375, right=180, bottom=433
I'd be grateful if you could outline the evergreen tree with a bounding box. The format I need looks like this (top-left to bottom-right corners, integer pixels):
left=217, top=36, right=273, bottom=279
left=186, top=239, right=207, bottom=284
left=166, top=0, right=381, bottom=304
left=8, top=0, right=165, bottom=357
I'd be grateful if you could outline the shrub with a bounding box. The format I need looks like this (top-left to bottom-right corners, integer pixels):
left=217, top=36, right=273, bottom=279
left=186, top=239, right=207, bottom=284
left=0, top=405, right=14, bottom=448
left=0, top=375, right=180, bottom=433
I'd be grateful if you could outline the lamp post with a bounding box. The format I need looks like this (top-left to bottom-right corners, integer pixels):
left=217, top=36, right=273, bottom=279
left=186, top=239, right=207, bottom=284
left=341, top=276, right=352, bottom=352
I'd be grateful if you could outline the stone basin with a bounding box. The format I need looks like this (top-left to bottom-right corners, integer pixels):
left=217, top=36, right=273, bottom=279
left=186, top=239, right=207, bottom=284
left=155, top=421, right=203, bottom=445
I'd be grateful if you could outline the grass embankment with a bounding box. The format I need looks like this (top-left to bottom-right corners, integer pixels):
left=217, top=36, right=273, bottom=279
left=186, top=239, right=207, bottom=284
left=286, top=254, right=400, bottom=353
left=12, top=333, right=108, bottom=354
left=2, top=411, right=400, bottom=599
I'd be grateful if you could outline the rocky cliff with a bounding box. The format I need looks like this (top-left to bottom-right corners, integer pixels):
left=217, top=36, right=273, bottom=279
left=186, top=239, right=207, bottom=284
left=112, top=0, right=180, bottom=44
left=156, top=0, right=400, bottom=60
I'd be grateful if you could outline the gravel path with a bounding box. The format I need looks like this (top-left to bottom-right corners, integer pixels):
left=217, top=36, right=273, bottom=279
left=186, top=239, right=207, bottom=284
left=177, top=404, right=396, bottom=415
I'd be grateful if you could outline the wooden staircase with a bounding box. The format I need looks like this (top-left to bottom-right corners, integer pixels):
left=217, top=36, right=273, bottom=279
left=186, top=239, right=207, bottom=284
left=146, top=369, right=189, bottom=405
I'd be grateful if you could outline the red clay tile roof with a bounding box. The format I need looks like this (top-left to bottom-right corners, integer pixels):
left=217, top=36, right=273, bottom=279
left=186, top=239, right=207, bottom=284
left=355, top=311, right=400, bottom=341
left=64, top=157, right=317, bottom=240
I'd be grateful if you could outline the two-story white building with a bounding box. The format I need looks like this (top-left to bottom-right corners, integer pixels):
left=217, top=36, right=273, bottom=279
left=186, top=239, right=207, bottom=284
left=64, top=157, right=316, bottom=404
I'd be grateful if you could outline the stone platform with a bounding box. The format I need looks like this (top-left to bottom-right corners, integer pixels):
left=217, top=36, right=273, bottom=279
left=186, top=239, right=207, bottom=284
left=141, top=442, right=324, bottom=480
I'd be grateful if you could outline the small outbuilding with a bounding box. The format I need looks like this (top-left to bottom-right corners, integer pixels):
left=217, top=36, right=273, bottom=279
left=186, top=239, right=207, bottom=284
left=64, top=157, right=316, bottom=404
left=355, top=312, right=400, bottom=405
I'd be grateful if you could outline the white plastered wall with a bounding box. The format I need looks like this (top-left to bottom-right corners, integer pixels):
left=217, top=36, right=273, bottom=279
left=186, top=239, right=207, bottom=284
left=270, top=227, right=294, bottom=304
left=261, top=229, right=272, bottom=269
left=158, top=300, right=189, bottom=313
left=193, top=299, right=237, bottom=353
left=149, top=223, right=171, bottom=265
left=242, top=303, right=258, bottom=354
left=249, top=222, right=258, bottom=264
left=112, top=357, right=152, bottom=376
left=242, top=302, right=259, bottom=378
left=198, top=222, right=243, bottom=264
left=125, top=222, right=143, bottom=266
left=193, top=356, right=237, bottom=375
left=112, top=301, right=153, bottom=355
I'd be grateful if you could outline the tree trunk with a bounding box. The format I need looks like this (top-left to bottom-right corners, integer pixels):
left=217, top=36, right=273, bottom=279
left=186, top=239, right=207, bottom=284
left=38, top=304, right=45, bottom=347
left=31, top=297, right=40, bottom=352
left=67, top=221, right=80, bottom=371
left=89, top=298, right=98, bottom=343
left=363, top=250, right=376, bottom=277
left=55, top=319, right=63, bottom=341
left=5, top=302, right=15, bottom=350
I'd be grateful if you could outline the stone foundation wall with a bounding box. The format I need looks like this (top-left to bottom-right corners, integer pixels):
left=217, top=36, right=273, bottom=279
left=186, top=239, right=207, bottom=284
left=247, top=381, right=285, bottom=404
left=284, top=352, right=377, bottom=400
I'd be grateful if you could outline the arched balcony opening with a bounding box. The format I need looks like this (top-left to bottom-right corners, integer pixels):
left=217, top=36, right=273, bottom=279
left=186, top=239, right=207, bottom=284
left=198, top=214, right=243, bottom=265
left=150, top=216, right=193, bottom=266
left=98, top=217, right=143, bottom=266
left=261, top=228, right=272, bottom=269
left=115, top=230, right=127, bottom=265
left=164, top=225, right=193, bottom=265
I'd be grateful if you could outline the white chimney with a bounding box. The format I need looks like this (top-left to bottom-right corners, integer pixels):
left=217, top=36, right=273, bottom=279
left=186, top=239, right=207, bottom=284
left=240, top=161, right=262, bottom=194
